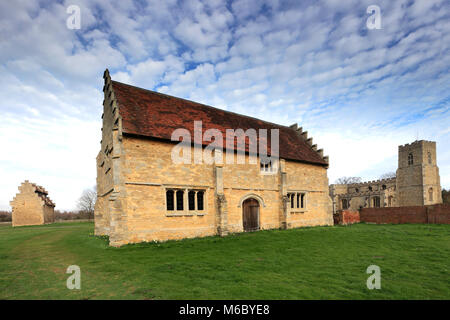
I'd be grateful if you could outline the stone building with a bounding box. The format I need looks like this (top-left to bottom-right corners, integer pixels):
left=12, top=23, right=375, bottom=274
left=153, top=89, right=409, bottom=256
left=10, top=180, right=55, bottom=226
left=95, top=69, right=333, bottom=246
left=330, top=140, right=442, bottom=212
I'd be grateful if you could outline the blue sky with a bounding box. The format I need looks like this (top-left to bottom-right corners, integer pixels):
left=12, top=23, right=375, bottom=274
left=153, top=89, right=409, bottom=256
left=0, top=0, right=449, bottom=210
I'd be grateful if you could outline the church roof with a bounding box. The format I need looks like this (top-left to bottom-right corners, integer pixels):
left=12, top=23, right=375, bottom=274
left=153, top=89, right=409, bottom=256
left=109, top=79, right=328, bottom=166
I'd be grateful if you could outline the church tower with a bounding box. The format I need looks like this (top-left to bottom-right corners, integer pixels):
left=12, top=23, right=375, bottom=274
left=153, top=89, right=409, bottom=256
left=396, top=140, right=442, bottom=206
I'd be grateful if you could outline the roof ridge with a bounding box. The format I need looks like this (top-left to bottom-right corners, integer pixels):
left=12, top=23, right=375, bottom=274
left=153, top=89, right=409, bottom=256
left=111, top=80, right=296, bottom=131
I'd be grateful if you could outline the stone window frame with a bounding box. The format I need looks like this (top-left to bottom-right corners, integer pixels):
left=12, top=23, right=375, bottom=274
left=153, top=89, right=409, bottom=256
left=388, top=195, right=394, bottom=207
left=408, top=153, right=414, bottom=165
left=342, top=198, right=349, bottom=210
left=428, top=187, right=433, bottom=201
left=371, top=196, right=381, bottom=208
left=428, top=152, right=432, bottom=165
left=164, top=186, right=207, bottom=217
left=287, top=191, right=307, bottom=213
left=259, top=158, right=278, bottom=174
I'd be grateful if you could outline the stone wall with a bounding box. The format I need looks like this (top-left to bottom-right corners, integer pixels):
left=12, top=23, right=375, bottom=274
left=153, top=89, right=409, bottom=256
left=285, top=161, right=333, bottom=228
left=94, top=70, right=122, bottom=238
left=95, top=130, right=332, bottom=246
left=10, top=181, right=55, bottom=227
left=104, top=136, right=333, bottom=246
left=330, top=178, right=396, bottom=212
left=396, top=140, right=442, bottom=206
left=43, top=204, right=55, bottom=223
left=120, top=137, right=217, bottom=244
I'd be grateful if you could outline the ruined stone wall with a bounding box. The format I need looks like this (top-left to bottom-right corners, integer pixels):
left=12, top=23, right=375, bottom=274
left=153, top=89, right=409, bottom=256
left=43, top=204, right=55, bottom=224
left=11, top=188, right=44, bottom=226
left=330, top=178, right=396, bottom=211
left=329, top=184, right=348, bottom=214
left=348, top=195, right=367, bottom=210
left=10, top=181, right=54, bottom=227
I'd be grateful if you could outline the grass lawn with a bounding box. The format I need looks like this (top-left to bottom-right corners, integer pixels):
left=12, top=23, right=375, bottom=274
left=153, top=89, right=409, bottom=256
left=0, top=222, right=448, bottom=299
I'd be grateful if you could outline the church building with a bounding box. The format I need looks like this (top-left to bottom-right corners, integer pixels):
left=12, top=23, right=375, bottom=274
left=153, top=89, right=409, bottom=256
left=329, top=140, right=443, bottom=213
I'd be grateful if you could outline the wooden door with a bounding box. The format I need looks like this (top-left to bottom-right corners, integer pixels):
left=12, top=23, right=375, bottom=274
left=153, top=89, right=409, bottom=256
left=243, top=198, right=260, bottom=231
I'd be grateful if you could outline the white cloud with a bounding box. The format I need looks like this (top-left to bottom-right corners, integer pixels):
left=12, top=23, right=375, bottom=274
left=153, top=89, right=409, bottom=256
left=0, top=115, right=100, bottom=211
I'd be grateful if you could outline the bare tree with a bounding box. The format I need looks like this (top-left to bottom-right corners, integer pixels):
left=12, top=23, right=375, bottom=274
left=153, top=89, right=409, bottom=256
left=442, top=189, right=450, bottom=204
left=77, top=186, right=97, bottom=220
left=334, top=177, right=362, bottom=184
left=0, top=211, right=12, bottom=222
left=379, top=172, right=396, bottom=180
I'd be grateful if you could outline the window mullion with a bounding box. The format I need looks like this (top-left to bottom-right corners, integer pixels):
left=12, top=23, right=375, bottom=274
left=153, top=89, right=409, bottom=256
left=194, top=191, right=198, bottom=211
left=184, top=188, right=188, bottom=214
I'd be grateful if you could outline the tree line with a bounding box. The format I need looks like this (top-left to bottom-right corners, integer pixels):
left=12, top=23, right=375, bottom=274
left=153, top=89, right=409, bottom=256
left=1, top=183, right=449, bottom=222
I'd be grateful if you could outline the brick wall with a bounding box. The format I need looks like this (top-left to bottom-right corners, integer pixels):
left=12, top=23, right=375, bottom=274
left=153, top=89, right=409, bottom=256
left=427, top=204, right=450, bottom=224
left=359, top=204, right=450, bottom=224
left=333, top=210, right=360, bottom=225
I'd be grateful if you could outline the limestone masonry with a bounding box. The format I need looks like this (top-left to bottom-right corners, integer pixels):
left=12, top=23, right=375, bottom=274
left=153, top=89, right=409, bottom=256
left=95, top=69, right=333, bottom=246
left=329, top=140, right=442, bottom=213
left=10, top=180, right=55, bottom=227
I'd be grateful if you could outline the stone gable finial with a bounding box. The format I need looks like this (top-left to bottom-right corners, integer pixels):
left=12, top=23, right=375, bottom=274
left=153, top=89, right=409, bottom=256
left=103, top=68, right=110, bottom=79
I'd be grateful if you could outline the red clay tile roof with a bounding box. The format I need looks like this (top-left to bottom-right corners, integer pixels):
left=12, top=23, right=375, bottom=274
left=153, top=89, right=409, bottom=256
left=111, top=80, right=327, bottom=166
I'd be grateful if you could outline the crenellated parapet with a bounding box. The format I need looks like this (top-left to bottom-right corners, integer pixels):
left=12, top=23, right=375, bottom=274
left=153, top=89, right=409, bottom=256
left=345, top=177, right=396, bottom=187
left=399, top=140, right=435, bottom=149
left=330, top=177, right=397, bottom=199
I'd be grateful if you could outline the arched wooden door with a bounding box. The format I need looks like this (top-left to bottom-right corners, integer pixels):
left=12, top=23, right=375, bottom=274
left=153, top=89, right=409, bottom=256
left=242, top=198, right=260, bottom=231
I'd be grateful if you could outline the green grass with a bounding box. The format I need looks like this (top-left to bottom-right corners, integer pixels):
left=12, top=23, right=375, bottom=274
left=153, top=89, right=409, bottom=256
left=0, top=222, right=449, bottom=299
